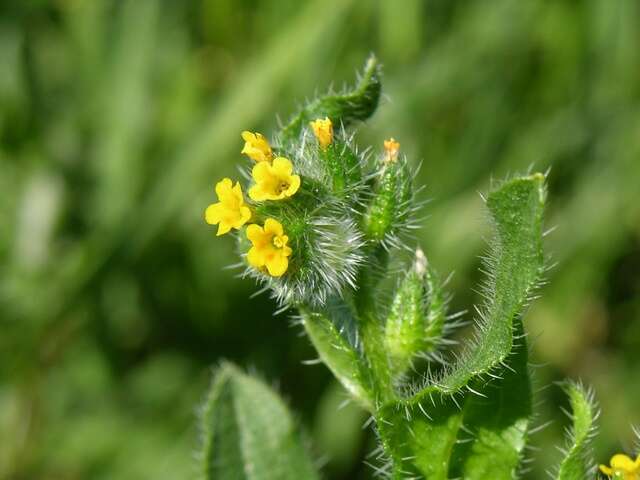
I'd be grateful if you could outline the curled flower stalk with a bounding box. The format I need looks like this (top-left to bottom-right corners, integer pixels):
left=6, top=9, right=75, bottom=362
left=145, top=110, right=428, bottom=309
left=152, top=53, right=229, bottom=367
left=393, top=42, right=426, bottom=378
left=200, top=56, right=623, bottom=480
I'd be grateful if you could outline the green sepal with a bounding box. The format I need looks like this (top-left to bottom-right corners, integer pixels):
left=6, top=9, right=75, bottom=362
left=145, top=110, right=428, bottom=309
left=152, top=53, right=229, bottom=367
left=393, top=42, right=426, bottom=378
left=554, top=382, right=598, bottom=480
left=278, top=55, right=381, bottom=144
left=200, top=362, right=320, bottom=480
left=384, top=249, right=446, bottom=376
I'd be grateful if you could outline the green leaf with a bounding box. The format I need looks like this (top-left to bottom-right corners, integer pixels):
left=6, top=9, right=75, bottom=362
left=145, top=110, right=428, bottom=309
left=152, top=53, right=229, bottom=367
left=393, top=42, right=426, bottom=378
left=554, top=382, right=598, bottom=480
left=200, top=363, right=320, bottom=480
left=448, top=319, right=532, bottom=479
left=278, top=55, right=381, bottom=144
left=376, top=325, right=532, bottom=480
left=438, top=173, right=546, bottom=393
left=299, top=301, right=374, bottom=410
left=376, top=174, right=546, bottom=479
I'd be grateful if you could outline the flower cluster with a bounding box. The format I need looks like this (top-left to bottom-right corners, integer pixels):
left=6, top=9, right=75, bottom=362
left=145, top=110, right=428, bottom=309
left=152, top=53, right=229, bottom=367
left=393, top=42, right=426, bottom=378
left=205, top=120, right=334, bottom=278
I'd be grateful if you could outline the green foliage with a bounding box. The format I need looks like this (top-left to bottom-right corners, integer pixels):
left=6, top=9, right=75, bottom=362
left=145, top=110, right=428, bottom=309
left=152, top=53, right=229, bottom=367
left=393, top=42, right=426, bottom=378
left=200, top=363, right=320, bottom=480
left=375, top=174, right=544, bottom=479
left=299, top=303, right=373, bottom=410
left=383, top=249, right=446, bottom=376
left=554, top=382, right=598, bottom=480
left=278, top=55, right=381, bottom=144
left=3, top=1, right=639, bottom=479
left=448, top=320, right=532, bottom=480
left=204, top=60, right=613, bottom=480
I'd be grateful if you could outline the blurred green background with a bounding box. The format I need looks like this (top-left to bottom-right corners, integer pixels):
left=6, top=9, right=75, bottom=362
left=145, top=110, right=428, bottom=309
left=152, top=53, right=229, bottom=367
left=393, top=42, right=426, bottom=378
left=1, top=0, right=639, bottom=478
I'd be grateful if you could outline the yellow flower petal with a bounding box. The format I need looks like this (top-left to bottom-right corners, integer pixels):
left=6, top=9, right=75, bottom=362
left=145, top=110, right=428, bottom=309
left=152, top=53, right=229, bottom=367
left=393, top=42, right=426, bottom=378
left=251, top=161, right=272, bottom=183
left=246, top=224, right=266, bottom=244
left=600, top=465, right=613, bottom=476
left=215, top=177, right=234, bottom=200
left=284, top=174, right=301, bottom=197
left=383, top=138, right=400, bottom=163
left=245, top=218, right=292, bottom=277
left=246, top=246, right=264, bottom=268
left=216, top=222, right=232, bottom=236
left=237, top=206, right=252, bottom=227
left=264, top=218, right=284, bottom=236
left=310, top=117, right=333, bottom=148
left=611, top=454, right=637, bottom=471
left=241, top=131, right=272, bottom=162
left=205, top=178, right=251, bottom=235
left=600, top=453, right=640, bottom=479
left=266, top=254, right=288, bottom=277
left=248, top=185, right=265, bottom=202
left=204, top=203, right=223, bottom=225
left=249, top=157, right=300, bottom=201
left=272, top=157, right=293, bottom=176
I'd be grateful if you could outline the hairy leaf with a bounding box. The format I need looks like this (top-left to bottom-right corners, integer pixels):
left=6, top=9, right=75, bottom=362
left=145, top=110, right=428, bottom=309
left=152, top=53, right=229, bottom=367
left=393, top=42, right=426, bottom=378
left=377, top=174, right=546, bottom=479
left=438, top=173, right=546, bottom=393
left=299, top=301, right=374, bottom=410
left=448, top=319, right=532, bottom=479
left=200, top=363, right=320, bottom=480
left=555, top=382, right=598, bottom=480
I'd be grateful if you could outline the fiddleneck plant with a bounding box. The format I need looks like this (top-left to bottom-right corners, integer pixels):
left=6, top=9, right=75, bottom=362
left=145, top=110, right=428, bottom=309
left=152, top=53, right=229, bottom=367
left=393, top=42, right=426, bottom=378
left=199, top=57, right=636, bottom=480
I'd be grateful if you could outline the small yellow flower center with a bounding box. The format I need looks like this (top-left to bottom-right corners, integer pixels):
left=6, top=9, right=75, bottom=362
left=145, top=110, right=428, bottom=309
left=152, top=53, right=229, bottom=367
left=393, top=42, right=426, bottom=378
left=277, top=181, right=290, bottom=194
left=272, top=235, right=285, bottom=249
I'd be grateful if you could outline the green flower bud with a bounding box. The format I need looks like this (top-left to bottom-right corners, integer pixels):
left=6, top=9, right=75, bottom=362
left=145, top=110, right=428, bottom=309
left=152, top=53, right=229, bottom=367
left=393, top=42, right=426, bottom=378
left=318, top=139, right=362, bottom=201
left=362, top=145, right=414, bottom=248
left=384, top=248, right=446, bottom=375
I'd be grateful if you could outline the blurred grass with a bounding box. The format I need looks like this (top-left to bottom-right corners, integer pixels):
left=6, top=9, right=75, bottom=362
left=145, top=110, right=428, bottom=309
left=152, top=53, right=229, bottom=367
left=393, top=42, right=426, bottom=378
left=1, top=1, right=639, bottom=479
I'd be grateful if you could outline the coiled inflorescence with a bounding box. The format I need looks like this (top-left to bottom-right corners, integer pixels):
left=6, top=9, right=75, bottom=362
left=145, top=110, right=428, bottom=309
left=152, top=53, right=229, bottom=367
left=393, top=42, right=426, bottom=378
left=204, top=57, right=421, bottom=307
left=205, top=108, right=418, bottom=307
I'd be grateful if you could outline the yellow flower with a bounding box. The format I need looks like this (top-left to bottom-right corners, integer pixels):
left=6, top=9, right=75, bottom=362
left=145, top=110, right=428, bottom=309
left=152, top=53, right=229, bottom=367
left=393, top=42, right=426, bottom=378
left=310, top=117, right=333, bottom=148
left=249, top=157, right=301, bottom=201
left=246, top=218, right=292, bottom=277
left=204, top=178, right=251, bottom=236
left=600, top=453, right=640, bottom=479
left=383, top=137, right=400, bottom=163
left=241, top=131, right=272, bottom=162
